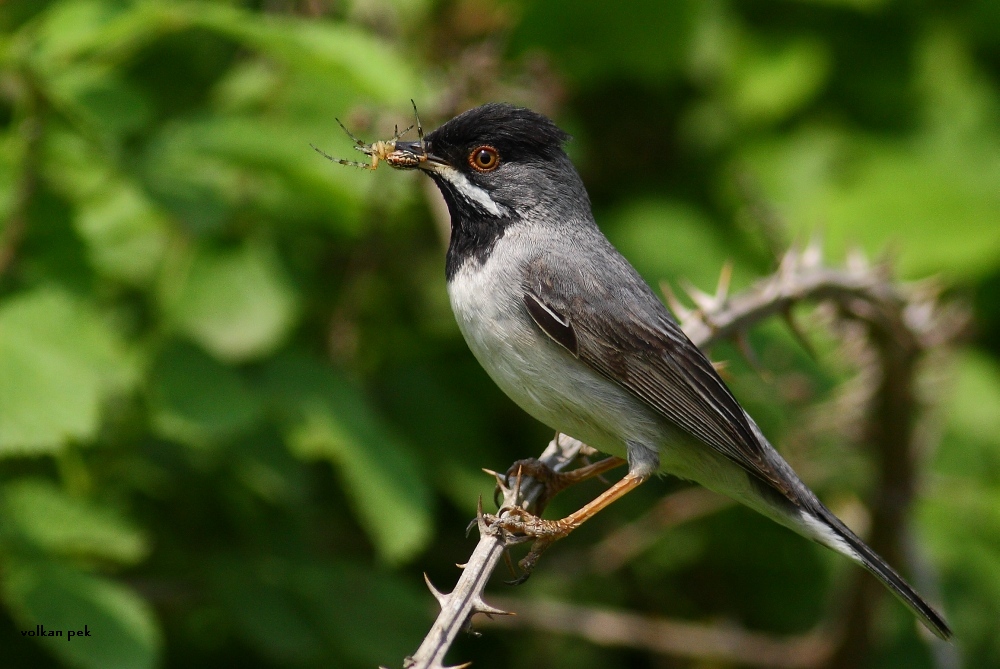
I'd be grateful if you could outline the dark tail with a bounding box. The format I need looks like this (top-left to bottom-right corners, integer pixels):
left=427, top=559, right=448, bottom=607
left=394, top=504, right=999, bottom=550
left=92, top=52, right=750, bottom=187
left=813, top=506, right=952, bottom=641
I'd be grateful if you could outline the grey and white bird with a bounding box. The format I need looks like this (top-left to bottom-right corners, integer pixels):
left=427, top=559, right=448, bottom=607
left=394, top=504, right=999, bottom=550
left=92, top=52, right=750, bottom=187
left=361, top=102, right=950, bottom=639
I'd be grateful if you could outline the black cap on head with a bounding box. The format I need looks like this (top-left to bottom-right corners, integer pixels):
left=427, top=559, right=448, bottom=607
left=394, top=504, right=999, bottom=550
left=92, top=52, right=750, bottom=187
left=425, top=103, right=571, bottom=165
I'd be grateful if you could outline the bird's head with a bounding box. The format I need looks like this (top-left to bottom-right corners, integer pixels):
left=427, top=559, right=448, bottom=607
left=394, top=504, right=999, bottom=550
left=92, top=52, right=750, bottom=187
left=394, top=103, right=589, bottom=223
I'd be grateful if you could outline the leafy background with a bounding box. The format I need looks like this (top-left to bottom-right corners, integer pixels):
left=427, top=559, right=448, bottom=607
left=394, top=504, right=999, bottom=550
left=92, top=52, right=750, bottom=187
left=1, top=0, right=999, bottom=667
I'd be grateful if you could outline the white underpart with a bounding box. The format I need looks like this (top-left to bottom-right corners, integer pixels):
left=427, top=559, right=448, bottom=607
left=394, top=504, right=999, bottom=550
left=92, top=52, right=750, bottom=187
left=800, top=511, right=861, bottom=561
left=427, top=163, right=507, bottom=217
left=446, top=225, right=670, bottom=478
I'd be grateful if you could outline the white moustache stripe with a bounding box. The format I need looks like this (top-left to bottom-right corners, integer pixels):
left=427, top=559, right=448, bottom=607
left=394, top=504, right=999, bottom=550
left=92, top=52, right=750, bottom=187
left=429, top=164, right=506, bottom=217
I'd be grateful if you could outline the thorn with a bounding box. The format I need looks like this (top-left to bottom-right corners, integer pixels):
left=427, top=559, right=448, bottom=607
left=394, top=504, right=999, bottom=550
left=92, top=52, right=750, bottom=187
left=485, top=467, right=509, bottom=507
left=472, top=597, right=515, bottom=617
left=712, top=359, right=733, bottom=381
left=734, top=331, right=772, bottom=381
left=715, top=260, right=733, bottom=302
left=475, top=495, right=494, bottom=538
left=423, top=573, right=449, bottom=607
left=782, top=307, right=818, bottom=361
left=467, top=496, right=485, bottom=537
left=906, top=276, right=943, bottom=302
left=446, top=663, right=474, bottom=669
left=779, top=245, right=799, bottom=277
left=512, top=465, right=524, bottom=503
left=660, top=281, right=693, bottom=321
left=680, top=278, right=716, bottom=312
left=803, top=235, right=823, bottom=268
left=847, top=246, right=869, bottom=273
left=873, top=247, right=896, bottom=280
left=455, top=562, right=467, bottom=569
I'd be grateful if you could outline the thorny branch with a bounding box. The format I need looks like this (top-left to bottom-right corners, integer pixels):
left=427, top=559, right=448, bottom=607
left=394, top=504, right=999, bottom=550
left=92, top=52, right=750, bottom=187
left=397, top=243, right=965, bottom=669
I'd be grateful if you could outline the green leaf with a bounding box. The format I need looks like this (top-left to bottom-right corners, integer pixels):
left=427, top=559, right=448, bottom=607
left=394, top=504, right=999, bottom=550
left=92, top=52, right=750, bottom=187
left=727, top=38, right=830, bottom=126
left=1, top=480, right=148, bottom=565
left=605, top=199, right=749, bottom=291
left=738, top=126, right=1000, bottom=279
left=0, top=289, right=135, bottom=455
left=512, top=0, right=695, bottom=83
left=947, top=349, right=1000, bottom=446
left=179, top=3, right=423, bottom=101
left=143, top=116, right=370, bottom=233
left=75, top=184, right=170, bottom=285
left=44, top=130, right=171, bottom=285
left=2, top=561, right=161, bottom=669
left=162, top=241, right=300, bottom=362
left=211, top=556, right=429, bottom=666
left=45, top=65, right=153, bottom=139
left=30, top=0, right=130, bottom=67
left=295, top=560, right=430, bottom=666
left=31, top=1, right=423, bottom=102
left=0, top=130, right=24, bottom=224
left=210, top=556, right=328, bottom=665
left=149, top=342, right=262, bottom=447
left=264, top=353, right=433, bottom=563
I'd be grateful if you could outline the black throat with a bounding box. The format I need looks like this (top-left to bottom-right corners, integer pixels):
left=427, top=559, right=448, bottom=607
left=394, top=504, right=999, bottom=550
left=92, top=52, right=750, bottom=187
left=432, top=173, right=516, bottom=282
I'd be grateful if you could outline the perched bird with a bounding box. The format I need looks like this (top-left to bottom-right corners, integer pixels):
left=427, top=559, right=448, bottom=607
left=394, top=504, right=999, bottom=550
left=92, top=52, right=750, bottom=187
left=370, top=102, right=950, bottom=639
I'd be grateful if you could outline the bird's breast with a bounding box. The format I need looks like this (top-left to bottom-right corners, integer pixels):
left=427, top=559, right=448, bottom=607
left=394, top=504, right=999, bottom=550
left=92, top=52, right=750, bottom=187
left=445, top=238, right=662, bottom=458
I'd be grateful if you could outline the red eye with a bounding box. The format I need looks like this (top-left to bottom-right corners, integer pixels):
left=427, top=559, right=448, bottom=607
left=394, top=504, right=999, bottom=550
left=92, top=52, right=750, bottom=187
left=468, top=145, right=500, bottom=172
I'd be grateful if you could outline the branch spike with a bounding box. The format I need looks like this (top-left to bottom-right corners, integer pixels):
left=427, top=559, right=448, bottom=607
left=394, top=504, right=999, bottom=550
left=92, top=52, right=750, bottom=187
left=482, top=468, right=507, bottom=489
left=782, top=307, right=817, bottom=361
left=847, top=246, right=869, bottom=272
left=660, top=280, right=693, bottom=321
left=471, top=597, right=515, bottom=617
left=734, top=330, right=771, bottom=381
left=714, top=260, right=734, bottom=302
left=803, top=235, right=823, bottom=268
left=680, top=278, right=716, bottom=312
left=423, top=573, right=450, bottom=608
left=873, top=247, right=896, bottom=280
left=779, top=244, right=799, bottom=277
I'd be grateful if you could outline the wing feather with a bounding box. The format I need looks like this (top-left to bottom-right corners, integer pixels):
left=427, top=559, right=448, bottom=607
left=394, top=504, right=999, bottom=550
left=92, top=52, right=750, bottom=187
left=524, top=261, right=792, bottom=496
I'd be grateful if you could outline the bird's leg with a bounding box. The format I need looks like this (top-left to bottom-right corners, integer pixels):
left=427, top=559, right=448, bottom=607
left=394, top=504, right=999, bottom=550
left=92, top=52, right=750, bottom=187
left=495, top=456, right=626, bottom=513
left=490, top=470, right=648, bottom=584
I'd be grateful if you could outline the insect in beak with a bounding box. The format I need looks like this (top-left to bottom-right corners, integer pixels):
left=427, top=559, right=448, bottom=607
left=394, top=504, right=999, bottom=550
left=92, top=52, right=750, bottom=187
left=311, top=100, right=429, bottom=171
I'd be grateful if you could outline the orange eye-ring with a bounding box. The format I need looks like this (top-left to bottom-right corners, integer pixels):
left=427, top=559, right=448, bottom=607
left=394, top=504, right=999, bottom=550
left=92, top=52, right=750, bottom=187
left=468, top=145, right=500, bottom=172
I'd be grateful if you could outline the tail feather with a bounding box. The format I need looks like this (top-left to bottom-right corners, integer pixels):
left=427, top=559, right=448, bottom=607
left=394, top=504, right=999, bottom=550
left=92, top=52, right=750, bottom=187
left=805, top=505, right=952, bottom=641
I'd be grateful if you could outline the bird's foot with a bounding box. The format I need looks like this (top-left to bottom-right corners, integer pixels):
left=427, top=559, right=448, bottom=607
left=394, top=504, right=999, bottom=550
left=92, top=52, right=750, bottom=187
left=492, top=455, right=627, bottom=512
left=484, top=506, right=576, bottom=585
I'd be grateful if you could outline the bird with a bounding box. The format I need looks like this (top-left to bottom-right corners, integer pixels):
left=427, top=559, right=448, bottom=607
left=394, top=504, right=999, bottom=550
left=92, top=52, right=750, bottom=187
left=357, top=102, right=951, bottom=640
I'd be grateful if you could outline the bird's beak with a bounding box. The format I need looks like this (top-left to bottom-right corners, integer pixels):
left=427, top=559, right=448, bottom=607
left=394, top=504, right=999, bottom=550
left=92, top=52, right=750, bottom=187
left=390, top=140, right=446, bottom=171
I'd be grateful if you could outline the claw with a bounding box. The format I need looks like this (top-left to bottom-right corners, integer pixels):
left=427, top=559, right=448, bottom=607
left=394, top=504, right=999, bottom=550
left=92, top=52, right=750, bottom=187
left=505, top=570, right=531, bottom=586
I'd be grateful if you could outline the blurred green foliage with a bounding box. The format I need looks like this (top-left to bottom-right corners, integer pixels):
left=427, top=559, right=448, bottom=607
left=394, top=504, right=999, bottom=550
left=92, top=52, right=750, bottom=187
left=0, top=0, right=999, bottom=667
